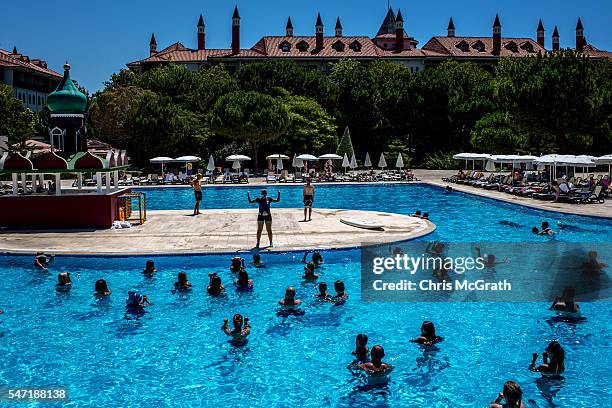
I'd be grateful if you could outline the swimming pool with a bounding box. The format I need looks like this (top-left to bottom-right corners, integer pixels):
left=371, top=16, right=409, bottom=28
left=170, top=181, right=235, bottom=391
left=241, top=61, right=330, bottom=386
left=1, top=251, right=610, bottom=407
left=139, top=183, right=612, bottom=243
left=0, top=183, right=610, bottom=407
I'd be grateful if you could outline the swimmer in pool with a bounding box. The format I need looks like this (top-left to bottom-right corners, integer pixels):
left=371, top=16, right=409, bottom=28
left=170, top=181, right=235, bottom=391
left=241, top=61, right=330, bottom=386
left=221, top=314, right=250, bottom=344
left=352, top=334, right=370, bottom=362
left=230, top=257, right=245, bottom=273
left=499, top=220, right=520, bottom=228
left=315, top=282, right=331, bottom=300
left=357, top=345, right=394, bottom=383
left=529, top=340, right=565, bottom=375
left=250, top=253, right=265, bottom=268
left=445, top=185, right=453, bottom=192
left=234, top=269, right=254, bottom=290
left=207, top=273, right=225, bottom=295
left=143, top=260, right=157, bottom=275
left=34, top=252, right=53, bottom=270
left=279, top=286, right=302, bottom=308
left=410, top=210, right=422, bottom=218
left=56, top=272, right=72, bottom=291
left=531, top=227, right=554, bottom=236
left=302, top=251, right=324, bottom=267
left=126, top=292, right=151, bottom=309
left=422, top=212, right=430, bottom=220
left=303, top=262, right=319, bottom=281
left=332, top=280, right=348, bottom=303
left=490, top=381, right=525, bottom=408
left=426, top=241, right=446, bottom=257
left=94, top=279, right=111, bottom=296
left=410, top=321, right=444, bottom=346
left=475, top=247, right=509, bottom=267
left=540, top=222, right=556, bottom=235
left=174, top=272, right=192, bottom=291
left=581, top=250, right=608, bottom=275
left=550, top=286, right=580, bottom=313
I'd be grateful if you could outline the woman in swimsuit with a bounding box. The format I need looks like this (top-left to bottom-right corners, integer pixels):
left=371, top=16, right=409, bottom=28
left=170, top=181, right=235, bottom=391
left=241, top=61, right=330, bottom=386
left=56, top=272, right=72, bottom=292
left=234, top=269, right=254, bottom=291
left=490, top=381, right=525, bottom=408
left=230, top=257, right=245, bottom=273
left=221, top=314, right=250, bottom=345
left=247, top=190, right=280, bottom=248
left=94, top=279, right=111, bottom=297
left=303, top=262, right=319, bottom=281
left=143, top=260, right=157, bottom=275
left=303, top=178, right=315, bottom=221
left=315, top=282, right=331, bottom=300
left=174, top=272, right=192, bottom=291
left=352, top=334, right=370, bottom=362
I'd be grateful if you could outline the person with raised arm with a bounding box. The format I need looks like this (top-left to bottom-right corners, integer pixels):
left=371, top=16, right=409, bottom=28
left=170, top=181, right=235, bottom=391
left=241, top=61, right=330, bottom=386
left=247, top=189, right=280, bottom=248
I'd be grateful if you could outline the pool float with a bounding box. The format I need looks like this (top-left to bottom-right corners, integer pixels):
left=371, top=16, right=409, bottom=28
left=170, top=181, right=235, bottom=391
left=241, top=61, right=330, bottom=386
left=340, top=218, right=383, bottom=230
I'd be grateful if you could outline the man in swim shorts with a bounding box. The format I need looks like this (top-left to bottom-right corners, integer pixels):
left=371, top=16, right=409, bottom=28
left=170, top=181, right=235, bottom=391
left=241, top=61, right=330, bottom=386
left=303, top=178, right=315, bottom=221
left=248, top=189, right=280, bottom=248
left=191, top=174, right=203, bottom=215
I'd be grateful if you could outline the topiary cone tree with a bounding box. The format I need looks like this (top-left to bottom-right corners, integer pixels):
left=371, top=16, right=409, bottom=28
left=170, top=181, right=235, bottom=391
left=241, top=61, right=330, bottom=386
left=336, top=126, right=355, bottom=159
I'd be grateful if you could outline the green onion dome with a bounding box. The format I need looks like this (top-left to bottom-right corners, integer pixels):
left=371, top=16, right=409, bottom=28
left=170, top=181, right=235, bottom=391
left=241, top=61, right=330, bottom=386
left=47, top=63, right=87, bottom=114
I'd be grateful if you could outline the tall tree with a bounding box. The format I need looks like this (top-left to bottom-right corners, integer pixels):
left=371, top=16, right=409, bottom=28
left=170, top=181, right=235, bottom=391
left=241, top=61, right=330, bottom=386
left=336, top=126, right=355, bottom=158
left=209, top=90, right=289, bottom=168
left=0, top=84, right=36, bottom=146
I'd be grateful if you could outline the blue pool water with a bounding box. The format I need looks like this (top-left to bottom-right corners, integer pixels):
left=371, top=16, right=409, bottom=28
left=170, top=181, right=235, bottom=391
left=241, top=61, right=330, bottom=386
left=0, top=183, right=610, bottom=407
left=139, top=183, right=612, bottom=243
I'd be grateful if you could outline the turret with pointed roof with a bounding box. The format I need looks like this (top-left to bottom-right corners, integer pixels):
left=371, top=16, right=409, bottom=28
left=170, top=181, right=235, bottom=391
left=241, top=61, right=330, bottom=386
left=552, top=25, right=560, bottom=51
left=149, top=33, right=157, bottom=56
left=197, top=14, right=206, bottom=50
left=576, top=17, right=585, bottom=52
left=232, top=6, right=240, bottom=55
left=335, top=17, right=343, bottom=37
left=537, top=19, right=544, bottom=48
left=377, top=7, right=396, bottom=36
left=286, top=17, right=293, bottom=36
left=447, top=17, right=455, bottom=37
left=492, top=14, right=501, bottom=55
left=315, top=13, right=324, bottom=50
left=395, top=9, right=404, bottom=52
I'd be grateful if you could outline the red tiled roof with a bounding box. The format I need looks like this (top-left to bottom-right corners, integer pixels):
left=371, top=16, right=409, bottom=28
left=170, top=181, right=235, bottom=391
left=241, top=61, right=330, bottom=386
left=422, top=36, right=545, bottom=58
left=127, top=42, right=233, bottom=66
left=0, top=49, right=62, bottom=79
left=229, top=36, right=383, bottom=58
left=582, top=44, right=612, bottom=59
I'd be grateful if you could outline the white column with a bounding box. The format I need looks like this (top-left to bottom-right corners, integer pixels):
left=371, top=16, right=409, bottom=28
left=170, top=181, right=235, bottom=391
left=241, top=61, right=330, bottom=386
left=113, top=170, right=119, bottom=190
left=55, top=174, right=61, bottom=196
left=77, top=173, right=83, bottom=190
left=31, top=174, right=37, bottom=192
left=105, top=172, right=111, bottom=194
left=96, top=172, right=102, bottom=194
left=39, top=174, right=45, bottom=191
left=21, top=173, right=26, bottom=192
left=12, top=173, right=18, bottom=195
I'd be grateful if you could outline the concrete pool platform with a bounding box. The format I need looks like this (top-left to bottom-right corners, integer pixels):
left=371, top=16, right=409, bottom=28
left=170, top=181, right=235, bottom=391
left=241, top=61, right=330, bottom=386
left=0, top=208, right=434, bottom=255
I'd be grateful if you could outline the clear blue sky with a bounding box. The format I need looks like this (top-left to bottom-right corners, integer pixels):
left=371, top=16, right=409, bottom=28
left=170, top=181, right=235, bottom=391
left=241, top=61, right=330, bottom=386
left=1, top=0, right=610, bottom=92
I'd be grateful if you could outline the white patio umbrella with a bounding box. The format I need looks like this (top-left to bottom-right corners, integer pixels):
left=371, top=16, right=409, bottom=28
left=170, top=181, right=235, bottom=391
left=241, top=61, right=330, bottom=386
left=485, top=160, right=496, bottom=172
left=207, top=155, right=215, bottom=172
left=364, top=152, right=372, bottom=168
left=173, top=155, right=202, bottom=174
left=342, top=153, right=350, bottom=172
left=266, top=154, right=290, bottom=160
left=226, top=154, right=251, bottom=161
left=378, top=153, right=387, bottom=170
left=319, top=153, right=343, bottom=160
left=292, top=154, right=303, bottom=169
left=395, top=153, right=404, bottom=169
left=297, top=154, right=317, bottom=174
left=350, top=154, right=357, bottom=170
left=150, top=156, right=174, bottom=173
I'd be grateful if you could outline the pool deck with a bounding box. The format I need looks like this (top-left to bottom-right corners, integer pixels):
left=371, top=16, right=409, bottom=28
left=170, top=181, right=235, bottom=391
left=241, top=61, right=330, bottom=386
left=0, top=209, right=434, bottom=255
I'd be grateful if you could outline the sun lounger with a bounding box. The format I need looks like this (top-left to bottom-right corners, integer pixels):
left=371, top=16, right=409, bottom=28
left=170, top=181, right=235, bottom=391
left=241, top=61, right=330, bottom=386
left=266, top=172, right=277, bottom=183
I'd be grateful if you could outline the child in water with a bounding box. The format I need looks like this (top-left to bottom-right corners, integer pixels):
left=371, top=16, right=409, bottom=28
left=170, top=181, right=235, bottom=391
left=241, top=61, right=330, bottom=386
left=352, top=334, right=369, bottom=362
left=332, top=280, right=348, bottom=304
left=410, top=321, right=444, bottom=346
left=530, top=340, right=565, bottom=375
left=221, top=314, right=250, bottom=345
left=251, top=253, right=265, bottom=268
left=207, top=273, right=225, bottom=295
left=234, top=269, right=254, bottom=290
left=126, top=292, right=151, bottom=310
left=94, top=279, right=111, bottom=296
left=490, top=381, right=525, bottom=408
left=174, top=272, right=192, bottom=291
left=357, top=345, right=394, bottom=385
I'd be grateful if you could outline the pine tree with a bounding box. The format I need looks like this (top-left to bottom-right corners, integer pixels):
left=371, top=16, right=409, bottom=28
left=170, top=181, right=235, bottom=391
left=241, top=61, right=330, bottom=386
left=335, top=126, right=355, bottom=159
